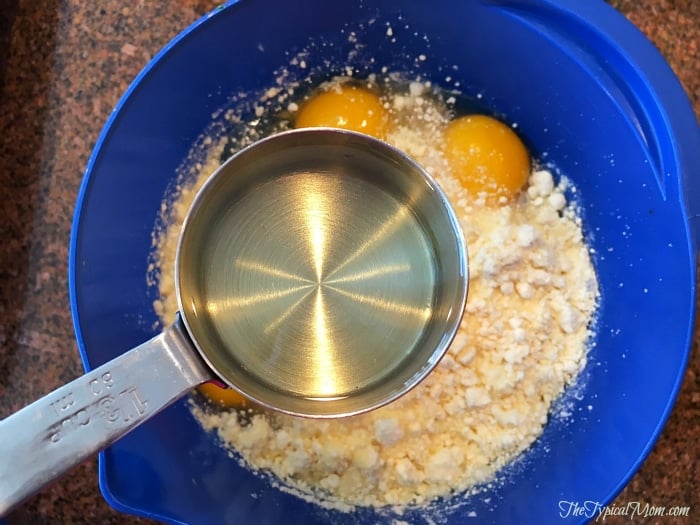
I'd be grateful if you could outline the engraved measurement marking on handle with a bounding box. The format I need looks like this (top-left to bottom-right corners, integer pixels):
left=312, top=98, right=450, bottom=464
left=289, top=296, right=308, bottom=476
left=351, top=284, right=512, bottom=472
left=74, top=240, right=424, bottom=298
left=89, top=371, right=114, bottom=396
left=46, top=371, right=149, bottom=444
left=49, top=392, right=75, bottom=417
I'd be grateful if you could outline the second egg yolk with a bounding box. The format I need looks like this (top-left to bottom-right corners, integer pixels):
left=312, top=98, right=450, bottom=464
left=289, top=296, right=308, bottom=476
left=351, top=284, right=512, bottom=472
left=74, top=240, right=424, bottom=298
left=295, top=85, right=388, bottom=139
left=443, top=115, right=530, bottom=204
left=198, top=382, right=248, bottom=408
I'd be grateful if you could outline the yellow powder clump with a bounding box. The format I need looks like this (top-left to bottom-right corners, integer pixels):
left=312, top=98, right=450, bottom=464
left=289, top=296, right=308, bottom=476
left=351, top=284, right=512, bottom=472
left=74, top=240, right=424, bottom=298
left=153, top=78, right=599, bottom=509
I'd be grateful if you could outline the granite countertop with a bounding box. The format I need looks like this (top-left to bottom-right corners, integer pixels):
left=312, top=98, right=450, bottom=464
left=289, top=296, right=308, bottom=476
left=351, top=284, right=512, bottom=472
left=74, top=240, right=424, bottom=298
left=0, top=1, right=698, bottom=523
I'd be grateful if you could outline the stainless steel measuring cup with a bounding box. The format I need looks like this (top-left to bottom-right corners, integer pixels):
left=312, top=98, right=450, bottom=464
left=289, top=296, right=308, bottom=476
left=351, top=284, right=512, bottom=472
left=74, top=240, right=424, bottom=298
left=0, top=128, right=468, bottom=515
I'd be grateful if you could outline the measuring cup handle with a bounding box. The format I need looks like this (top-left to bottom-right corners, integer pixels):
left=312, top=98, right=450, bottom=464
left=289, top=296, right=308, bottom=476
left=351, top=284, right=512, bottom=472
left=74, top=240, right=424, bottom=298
left=0, top=315, right=212, bottom=516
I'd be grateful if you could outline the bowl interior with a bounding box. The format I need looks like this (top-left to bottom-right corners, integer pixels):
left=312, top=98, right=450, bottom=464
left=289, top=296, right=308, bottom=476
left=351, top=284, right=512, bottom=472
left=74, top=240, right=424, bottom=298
left=70, top=0, right=697, bottom=524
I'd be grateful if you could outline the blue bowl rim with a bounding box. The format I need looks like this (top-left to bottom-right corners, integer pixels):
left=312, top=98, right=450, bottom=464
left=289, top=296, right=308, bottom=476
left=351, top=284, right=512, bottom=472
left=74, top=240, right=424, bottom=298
left=68, top=0, right=700, bottom=522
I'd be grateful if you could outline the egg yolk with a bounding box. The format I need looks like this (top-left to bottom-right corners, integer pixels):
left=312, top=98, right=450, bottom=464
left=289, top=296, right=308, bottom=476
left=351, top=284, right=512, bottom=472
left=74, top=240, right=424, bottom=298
left=443, top=115, right=530, bottom=204
left=295, top=85, right=388, bottom=139
left=198, top=382, right=248, bottom=408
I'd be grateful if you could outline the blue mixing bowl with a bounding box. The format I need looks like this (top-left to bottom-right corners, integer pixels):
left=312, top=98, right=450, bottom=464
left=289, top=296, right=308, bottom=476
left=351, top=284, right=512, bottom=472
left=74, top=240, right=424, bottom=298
left=69, top=0, right=700, bottom=523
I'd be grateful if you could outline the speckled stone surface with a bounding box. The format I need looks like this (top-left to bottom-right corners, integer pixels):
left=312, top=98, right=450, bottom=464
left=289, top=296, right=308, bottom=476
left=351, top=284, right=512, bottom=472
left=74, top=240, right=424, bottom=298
left=0, top=1, right=697, bottom=523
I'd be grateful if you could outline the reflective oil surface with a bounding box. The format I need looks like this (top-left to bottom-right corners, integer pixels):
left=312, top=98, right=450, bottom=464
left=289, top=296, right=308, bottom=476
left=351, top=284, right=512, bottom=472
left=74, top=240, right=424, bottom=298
left=196, top=172, right=435, bottom=399
left=177, top=129, right=467, bottom=417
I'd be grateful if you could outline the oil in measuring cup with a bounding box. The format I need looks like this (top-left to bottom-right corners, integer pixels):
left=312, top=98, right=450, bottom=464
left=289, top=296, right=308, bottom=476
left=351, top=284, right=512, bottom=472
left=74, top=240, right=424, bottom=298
left=176, top=128, right=468, bottom=417
left=192, top=171, right=437, bottom=399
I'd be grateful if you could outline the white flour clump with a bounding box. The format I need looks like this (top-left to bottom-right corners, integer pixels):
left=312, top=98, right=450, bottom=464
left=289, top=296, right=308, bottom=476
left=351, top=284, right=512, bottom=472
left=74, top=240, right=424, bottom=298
left=158, top=78, right=599, bottom=509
